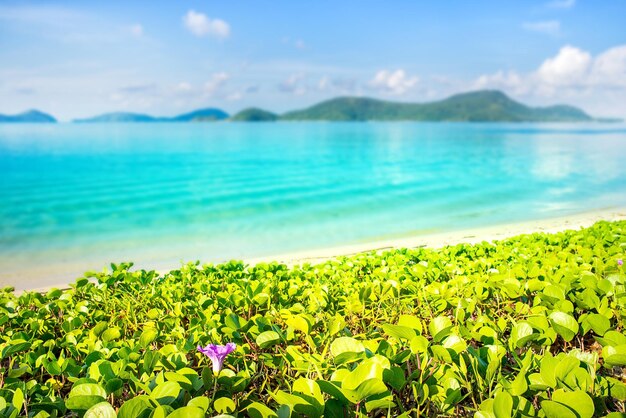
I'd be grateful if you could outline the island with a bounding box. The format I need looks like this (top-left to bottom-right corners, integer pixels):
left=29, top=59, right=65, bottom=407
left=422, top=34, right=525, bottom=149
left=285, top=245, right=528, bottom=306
left=74, top=108, right=229, bottom=123
left=278, top=90, right=593, bottom=122
left=2, top=90, right=610, bottom=124
left=231, top=107, right=278, bottom=121
left=0, top=110, right=57, bottom=123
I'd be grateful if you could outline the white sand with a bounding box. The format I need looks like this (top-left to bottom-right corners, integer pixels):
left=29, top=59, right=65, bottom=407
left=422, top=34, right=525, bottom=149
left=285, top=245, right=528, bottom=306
left=249, top=207, right=626, bottom=266
left=9, top=207, right=626, bottom=294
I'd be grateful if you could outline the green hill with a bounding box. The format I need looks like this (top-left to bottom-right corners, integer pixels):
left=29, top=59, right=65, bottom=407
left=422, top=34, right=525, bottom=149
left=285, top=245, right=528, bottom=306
left=74, top=108, right=229, bottom=123
left=281, top=90, right=593, bottom=122
left=74, top=112, right=157, bottom=123
left=231, top=107, right=278, bottom=121
left=0, top=109, right=56, bottom=123
left=170, top=108, right=229, bottom=122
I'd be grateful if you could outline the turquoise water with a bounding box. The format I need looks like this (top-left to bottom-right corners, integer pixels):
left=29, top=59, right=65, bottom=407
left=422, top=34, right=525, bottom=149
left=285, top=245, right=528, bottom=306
left=1, top=122, right=626, bottom=288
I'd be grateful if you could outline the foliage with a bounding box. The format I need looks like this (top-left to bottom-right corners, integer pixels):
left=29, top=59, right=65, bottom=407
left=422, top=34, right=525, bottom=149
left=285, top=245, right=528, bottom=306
left=231, top=108, right=278, bottom=122
left=280, top=90, right=592, bottom=122
left=1, top=220, right=625, bottom=417
left=0, top=110, right=57, bottom=123
left=73, top=108, right=229, bottom=123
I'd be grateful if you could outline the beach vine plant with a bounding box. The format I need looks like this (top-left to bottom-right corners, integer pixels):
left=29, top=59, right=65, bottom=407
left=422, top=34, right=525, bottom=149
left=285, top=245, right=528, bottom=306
left=0, top=220, right=626, bottom=417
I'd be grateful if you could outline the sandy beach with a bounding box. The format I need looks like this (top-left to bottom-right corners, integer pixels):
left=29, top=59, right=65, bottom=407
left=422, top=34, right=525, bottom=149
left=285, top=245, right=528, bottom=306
left=7, top=207, right=625, bottom=294
left=252, top=207, right=626, bottom=266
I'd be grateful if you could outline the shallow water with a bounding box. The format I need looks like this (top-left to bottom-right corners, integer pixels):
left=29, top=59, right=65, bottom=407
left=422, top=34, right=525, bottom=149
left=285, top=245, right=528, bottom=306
left=1, top=122, right=626, bottom=287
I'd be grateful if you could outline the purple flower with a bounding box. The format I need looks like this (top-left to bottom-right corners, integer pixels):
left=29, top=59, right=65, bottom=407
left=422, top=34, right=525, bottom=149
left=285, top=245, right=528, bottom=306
left=619, top=259, right=623, bottom=266
left=197, top=342, right=236, bottom=375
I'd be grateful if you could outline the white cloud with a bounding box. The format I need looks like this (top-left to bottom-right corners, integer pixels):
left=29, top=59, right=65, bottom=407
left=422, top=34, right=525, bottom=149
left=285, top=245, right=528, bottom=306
left=278, top=74, right=307, bottom=95
left=368, top=69, right=418, bottom=95
left=591, top=45, right=626, bottom=88
left=546, top=0, right=575, bottom=9
left=536, top=45, right=591, bottom=85
left=183, top=10, right=230, bottom=39
left=318, top=76, right=329, bottom=90
left=474, top=71, right=527, bottom=95
left=176, top=82, right=192, bottom=92
left=522, top=20, right=561, bottom=36
left=204, top=72, right=229, bottom=95
left=317, top=76, right=358, bottom=94
left=473, top=44, right=626, bottom=117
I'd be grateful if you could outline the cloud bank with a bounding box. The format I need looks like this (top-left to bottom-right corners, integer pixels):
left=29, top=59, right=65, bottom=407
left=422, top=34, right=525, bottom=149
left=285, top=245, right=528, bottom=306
left=183, top=10, right=230, bottom=39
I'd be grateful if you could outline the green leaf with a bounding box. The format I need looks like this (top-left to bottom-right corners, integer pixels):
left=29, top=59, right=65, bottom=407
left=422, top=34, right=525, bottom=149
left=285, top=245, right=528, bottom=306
left=276, top=405, right=291, bottom=418
left=84, top=402, right=117, bottom=418
left=224, top=314, right=243, bottom=330
left=581, top=313, right=611, bottom=336
left=549, top=312, right=579, bottom=342
left=397, top=315, right=422, bottom=332
left=165, top=406, right=205, bottom=418
left=2, top=341, right=31, bottom=358
left=187, top=397, right=209, bottom=413
left=383, top=367, right=406, bottom=391
left=552, top=389, right=594, bottom=418
left=603, top=344, right=626, bottom=367
left=105, top=378, right=124, bottom=394
left=150, top=381, right=181, bottom=405
left=510, top=322, right=535, bottom=348
left=493, top=391, right=512, bottom=418
left=330, top=337, right=365, bottom=364
left=364, top=392, right=394, bottom=412
left=511, top=372, right=528, bottom=396
left=149, top=406, right=169, bottom=418
left=69, top=383, right=107, bottom=399
left=102, top=327, right=122, bottom=342
left=382, top=324, right=416, bottom=340
left=409, top=335, right=429, bottom=353
left=213, top=397, right=236, bottom=414
left=327, top=314, right=345, bottom=336
left=554, top=356, right=579, bottom=382
left=66, top=396, right=107, bottom=412
left=118, top=395, right=154, bottom=418
left=350, top=380, right=388, bottom=403
left=540, top=355, right=558, bottom=388
left=342, top=356, right=389, bottom=391
left=429, top=316, right=453, bottom=342
left=541, top=400, right=577, bottom=418
left=246, top=402, right=278, bottom=418
left=256, top=331, right=281, bottom=349
left=292, top=378, right=324, bottom=406
left=285, top=314, right=311, bottom=335
left=12, top=388, right=24, bottom=412
left=139, top=329, right=158, bottom=347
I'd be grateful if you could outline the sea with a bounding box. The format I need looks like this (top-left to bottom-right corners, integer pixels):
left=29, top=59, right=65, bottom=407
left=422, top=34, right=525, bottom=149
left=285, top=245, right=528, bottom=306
left=1, top=122, right=626, bottom=289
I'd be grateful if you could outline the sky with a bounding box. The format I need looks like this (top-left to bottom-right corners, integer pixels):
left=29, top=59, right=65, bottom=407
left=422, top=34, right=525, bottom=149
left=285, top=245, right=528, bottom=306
left=1, top=0, right=626, bottom=121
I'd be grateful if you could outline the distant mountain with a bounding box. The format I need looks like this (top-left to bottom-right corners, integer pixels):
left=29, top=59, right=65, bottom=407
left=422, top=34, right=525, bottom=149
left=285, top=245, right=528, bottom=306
left=231, top=108, right=278, bottom=122
left=74, top=108, right=229, bottom=123
left=7, top=90, right=604, bottom=124
left=281, top=90, right=593, bottom=122
left=74, top=112, right=157, bottom=123
left=170, top=108, right=229, bottom=122
left=0, top=110, right=56, bottom=123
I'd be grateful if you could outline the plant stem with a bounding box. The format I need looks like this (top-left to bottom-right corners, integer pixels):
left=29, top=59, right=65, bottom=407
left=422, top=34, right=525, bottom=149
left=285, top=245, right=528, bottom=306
left=211, top=372, right=219, bottom=406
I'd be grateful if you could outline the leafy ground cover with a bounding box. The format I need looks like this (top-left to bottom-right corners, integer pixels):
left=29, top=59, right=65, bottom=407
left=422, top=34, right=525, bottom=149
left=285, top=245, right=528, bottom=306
left=1, top=221, right=626, bottom=417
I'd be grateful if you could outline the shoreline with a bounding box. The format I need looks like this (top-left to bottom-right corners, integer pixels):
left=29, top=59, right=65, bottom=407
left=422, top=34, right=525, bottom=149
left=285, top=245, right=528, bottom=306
left=248, top=207, right=626, bottom=267
left=10, top=207, right=626, bottom=294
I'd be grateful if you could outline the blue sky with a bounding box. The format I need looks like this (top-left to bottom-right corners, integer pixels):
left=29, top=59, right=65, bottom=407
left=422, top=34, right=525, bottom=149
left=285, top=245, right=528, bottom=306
left=1, top=0, right=626, bottom=120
